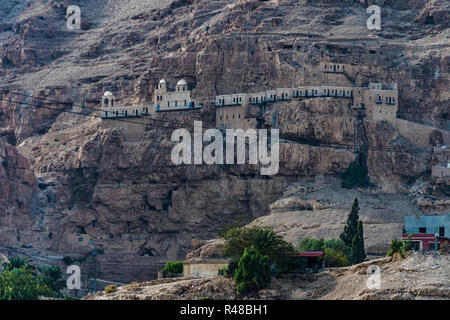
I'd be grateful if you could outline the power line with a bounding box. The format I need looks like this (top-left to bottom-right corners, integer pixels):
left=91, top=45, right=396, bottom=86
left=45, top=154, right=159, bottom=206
left=0, top=96, right=435, bottom=155
left=0, top=96, right=194, bottom=130
left=0, top=89, right=197, bottom=128
left=0, top=90, right=440, bottom=155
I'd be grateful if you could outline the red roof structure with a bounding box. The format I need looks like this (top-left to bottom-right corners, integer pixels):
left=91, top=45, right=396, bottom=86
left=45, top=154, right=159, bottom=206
left=296, top=251, right=324, bottom=257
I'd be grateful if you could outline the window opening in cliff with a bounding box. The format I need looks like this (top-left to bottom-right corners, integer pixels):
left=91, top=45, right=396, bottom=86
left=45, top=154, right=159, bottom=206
left=139, top=248, right=155, bottom=256
left=76, top=226, right=87, bottom=235
left=425, top=16, right=434, bottom=25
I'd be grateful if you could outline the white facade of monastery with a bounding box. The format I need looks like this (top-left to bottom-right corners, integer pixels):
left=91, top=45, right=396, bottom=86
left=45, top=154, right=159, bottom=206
left=154, top=79, right=202, bottom=112
left=101, top=79, right=202, bottom=118
left=214, top=82, right=399, bottom=129
left=100, top=91, right=150, bottom=118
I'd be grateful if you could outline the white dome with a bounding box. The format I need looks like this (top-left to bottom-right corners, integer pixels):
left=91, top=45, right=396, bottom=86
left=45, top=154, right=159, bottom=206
left=159, top=79, right=167, bottom=84
left=176, top=79, right=188, bottom=86
left=104, top=91, right=113, bottom=96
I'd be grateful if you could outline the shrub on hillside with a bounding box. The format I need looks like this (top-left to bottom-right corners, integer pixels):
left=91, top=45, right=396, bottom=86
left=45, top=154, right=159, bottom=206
left=104, top=284, right=118, bottom=294
left=0, top=266, right=53, bottom=300
left=387, top=238, right=411, bottom=258
left=298, top=238, right=325, bottom=252
left=298, top=238, right=351, bottom=267
left=223, top=258, right=239, bottom=277
left=38, top=265, right=65, bottom=295
left=162, top=261, right=183, bottom=275
left=234, top=246, right=271, bottom=294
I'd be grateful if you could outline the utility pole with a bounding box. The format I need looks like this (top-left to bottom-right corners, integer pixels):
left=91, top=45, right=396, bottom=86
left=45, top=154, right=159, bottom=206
left=89, top=239, right=97, bottom=292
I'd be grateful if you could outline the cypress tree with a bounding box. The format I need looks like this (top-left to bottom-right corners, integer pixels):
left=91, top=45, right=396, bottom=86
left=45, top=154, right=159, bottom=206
left=340, top=198, right=360, bottom=248
left=351, top=220, right=366, bottom=264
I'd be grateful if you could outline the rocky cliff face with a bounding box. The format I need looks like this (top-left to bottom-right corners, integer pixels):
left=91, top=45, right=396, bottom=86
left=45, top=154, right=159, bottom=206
left=0, top=0, right=448, bottom=283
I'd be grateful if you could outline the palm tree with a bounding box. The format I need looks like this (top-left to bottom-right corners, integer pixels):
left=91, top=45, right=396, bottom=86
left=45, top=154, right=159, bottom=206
left=6, top=257, right=36, bottom=273
left=38, top=265, right=65, bottom=295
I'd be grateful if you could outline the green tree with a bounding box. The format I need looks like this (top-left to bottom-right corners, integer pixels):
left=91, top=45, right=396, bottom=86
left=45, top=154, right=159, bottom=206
left=0, top=266, right=52, bottom=300
left=298, top=238, right=325, bottom=252
left=6, top=257, right=35, bottom=272
left=340, top=198, right=360, bottom=248
left=221, top=226, right=295, bottom=261
left=38, top=265, right=65, bottom=295
left=298, top=238, right=351, bottom=267
left=234, top=246, right=271, bottom=294
left=387, top=239, right=403, bottom=257
left=323, top=239, right=351, bottom=267
left=351, top=221, right=366, bottom=264
left=387, top=237, right=411, bottom=258
left=162, top=261, right=183, bottom=275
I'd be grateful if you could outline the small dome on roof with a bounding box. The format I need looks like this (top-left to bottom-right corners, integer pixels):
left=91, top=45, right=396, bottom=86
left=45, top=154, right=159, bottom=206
left=104, top=91, right=113, bottom=96
left=159, top=79, right=167, bottom=84
left=176, top=79, right=188, bottom=86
